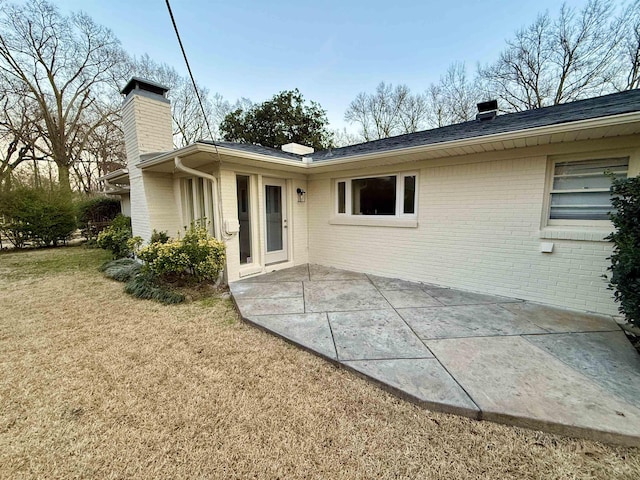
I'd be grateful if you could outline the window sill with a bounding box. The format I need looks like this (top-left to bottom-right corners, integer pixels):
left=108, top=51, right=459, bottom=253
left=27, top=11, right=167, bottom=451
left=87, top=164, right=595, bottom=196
left=329, top=216, right=418, bottom=228
left=539, top=228, right=612, bottom=242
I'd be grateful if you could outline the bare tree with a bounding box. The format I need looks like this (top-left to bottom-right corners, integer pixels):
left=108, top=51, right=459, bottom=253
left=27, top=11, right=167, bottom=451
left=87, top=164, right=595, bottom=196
left=332, top=127, right=360, bottom=148
left=133, top=54, right=231, bottom=147
left=479, top=0, right=625, bottom=111
left=0, top=0, right=128, bottom=192
left=615, top=0, right=640, bottom=90
left=0, top=88, right=46, bottom=191
left=344, top=82, right=429, bottom=141
left=72, top=115, right=125, bottom=193
left=426, top=62, right=481, bottom=127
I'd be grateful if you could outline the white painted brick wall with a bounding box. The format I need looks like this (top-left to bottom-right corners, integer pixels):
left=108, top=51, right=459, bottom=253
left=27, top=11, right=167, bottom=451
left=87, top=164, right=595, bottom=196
left=122, top=93, right=174, bottom=242
left=308, top=156, right=618, bottom=315
left=291, top=179, right=309, bottom=266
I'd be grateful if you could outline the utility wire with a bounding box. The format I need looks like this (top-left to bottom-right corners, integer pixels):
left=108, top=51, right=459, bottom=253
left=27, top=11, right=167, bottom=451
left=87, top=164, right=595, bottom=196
left=165, top=0, right=229, bottom=241
left=165, top=0, right=219, bottom=155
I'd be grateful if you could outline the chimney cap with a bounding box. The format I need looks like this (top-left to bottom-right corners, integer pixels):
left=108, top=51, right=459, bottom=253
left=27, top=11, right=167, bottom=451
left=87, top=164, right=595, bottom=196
left=477, top=99, right=498, bottom=113
left=121, top=77, right=170, bottom=97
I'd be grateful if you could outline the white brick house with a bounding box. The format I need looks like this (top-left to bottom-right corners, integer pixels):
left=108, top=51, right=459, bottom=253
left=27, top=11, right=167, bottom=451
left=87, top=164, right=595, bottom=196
left=103, top=78, right=640, bottom=316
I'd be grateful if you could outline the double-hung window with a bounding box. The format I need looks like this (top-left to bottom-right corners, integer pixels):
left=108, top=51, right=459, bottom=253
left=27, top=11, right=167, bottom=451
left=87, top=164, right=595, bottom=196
left=336, top=173, right=417, bottom=218
left=548, top=157, right=628, bottom=225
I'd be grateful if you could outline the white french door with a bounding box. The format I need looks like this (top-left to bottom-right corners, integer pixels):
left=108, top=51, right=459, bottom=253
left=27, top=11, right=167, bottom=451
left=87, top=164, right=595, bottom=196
left=264, top=178, right=288, bottom=264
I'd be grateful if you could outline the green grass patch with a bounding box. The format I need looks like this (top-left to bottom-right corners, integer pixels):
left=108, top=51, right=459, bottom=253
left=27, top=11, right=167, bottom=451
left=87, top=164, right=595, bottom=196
left=0, top=246, right=112, bottom=280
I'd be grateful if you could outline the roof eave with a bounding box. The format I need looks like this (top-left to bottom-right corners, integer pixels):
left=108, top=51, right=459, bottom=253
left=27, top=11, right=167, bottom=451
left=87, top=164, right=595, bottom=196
left=136, top=111, right=640, bottom=172
left=138, top=142, right=306, bottom=170
left=307, top=111, right=640, bottom=168
left=98, top=168, right=129, bottom=183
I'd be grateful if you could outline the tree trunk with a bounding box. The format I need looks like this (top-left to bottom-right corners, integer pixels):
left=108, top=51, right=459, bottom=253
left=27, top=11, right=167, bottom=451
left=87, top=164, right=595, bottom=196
left=57, top=163, right=72, bottom=193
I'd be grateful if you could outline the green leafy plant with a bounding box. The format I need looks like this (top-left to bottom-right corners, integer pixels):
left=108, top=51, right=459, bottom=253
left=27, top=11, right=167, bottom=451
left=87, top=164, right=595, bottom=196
left=76, top=196, right=121, bottom=240
left=137, top=224, right=226, bottom=282
left=606, top=176, right=640, bottom=328
left=150, top=229, right=170, bottom=244
left=96, top=214, right=133, bottom=258
left=100, top=258, right=141, bottom=282
left=99, top=257, right=184, bottom=304
left=124, top=271, right=185, bottom=304
left=0, top=186, right=76, bottom=248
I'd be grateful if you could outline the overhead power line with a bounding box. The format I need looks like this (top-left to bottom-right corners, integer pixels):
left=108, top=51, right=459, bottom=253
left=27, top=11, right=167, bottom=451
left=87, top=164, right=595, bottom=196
left=164, top=0, right=218, bottom=151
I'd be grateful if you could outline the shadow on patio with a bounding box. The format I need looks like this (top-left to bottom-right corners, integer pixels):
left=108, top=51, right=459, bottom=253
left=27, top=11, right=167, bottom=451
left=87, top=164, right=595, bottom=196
left=229, top=264, right=640, bottom=447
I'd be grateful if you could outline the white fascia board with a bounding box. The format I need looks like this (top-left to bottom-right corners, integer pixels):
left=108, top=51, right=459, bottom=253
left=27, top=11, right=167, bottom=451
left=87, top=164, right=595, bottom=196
left=98, top=168, right=129, bottom=182
left=138, top=143, right=306, bottom=170
left=306, top=112, right=640, bottom=168
left=136, top=112, right=640, bottom=171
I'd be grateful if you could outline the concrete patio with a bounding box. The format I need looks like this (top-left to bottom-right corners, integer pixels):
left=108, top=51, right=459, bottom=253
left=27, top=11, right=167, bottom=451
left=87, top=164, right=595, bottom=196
left=229, top=264, right=640, bottom=447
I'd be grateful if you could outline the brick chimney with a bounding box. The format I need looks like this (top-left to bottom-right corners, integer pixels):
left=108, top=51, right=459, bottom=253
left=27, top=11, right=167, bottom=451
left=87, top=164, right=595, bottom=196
left=121, top=77, right=175, bottom=241
left=121, top=77, right=173, bottom=165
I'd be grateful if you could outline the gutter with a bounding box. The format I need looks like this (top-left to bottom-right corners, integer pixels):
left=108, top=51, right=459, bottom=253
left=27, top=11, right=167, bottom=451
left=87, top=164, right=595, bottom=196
left=98, top=168, right=129, bottom=182
left=137, top=110, right=640, bottom=172
left=306, top=111, right=640, bottom=168
left=174, top=156, right=231, bottom=241
left=139, top=143, right=306, bottom=170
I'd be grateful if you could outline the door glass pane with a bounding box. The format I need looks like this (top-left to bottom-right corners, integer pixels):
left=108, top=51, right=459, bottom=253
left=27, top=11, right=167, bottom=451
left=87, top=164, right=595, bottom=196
left=236, top=175, right=251, bottom=264
left=265, top=185, right=283, bottom=252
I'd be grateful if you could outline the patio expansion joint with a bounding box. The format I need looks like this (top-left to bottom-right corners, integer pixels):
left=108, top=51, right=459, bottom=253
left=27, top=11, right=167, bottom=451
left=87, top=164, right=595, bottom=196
left=520, top=328, right=622, bottom=336
left=325, top=312, right=340, bottom=361
left=410, top=329, right=621, bottom=342
left=343, top=356, right=439, bottom=362
left=302, top=280, right=307, bottom=313
left=519, top=332, right=640, bottom=412
left=366, top=278, right=483, bottom=416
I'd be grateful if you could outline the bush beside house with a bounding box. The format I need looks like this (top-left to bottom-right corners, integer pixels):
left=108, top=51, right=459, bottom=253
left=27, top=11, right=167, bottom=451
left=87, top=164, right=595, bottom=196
left=96, top=215, right=136, bottom=258
left=77, top=196, right=121, bottom=241
left=100, top=224, right=226, bottom=304
left=607, top=176, right=640, bottom=330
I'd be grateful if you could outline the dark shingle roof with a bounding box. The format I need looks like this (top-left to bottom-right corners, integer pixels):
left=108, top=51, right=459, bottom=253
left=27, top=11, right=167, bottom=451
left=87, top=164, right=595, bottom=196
left=197, top=140, right=305, bottom=161
left=196, top=90, right=640, bottom=164
left=311, top=89, right=640, bottom=162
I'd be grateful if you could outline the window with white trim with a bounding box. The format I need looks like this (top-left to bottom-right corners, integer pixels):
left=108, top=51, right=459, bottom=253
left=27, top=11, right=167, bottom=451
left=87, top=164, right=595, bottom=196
left=548, top=157, right=628, bottom=225
left=181, top=177, right=216, bottom=235
left=336, top=173, right=418, bottom=217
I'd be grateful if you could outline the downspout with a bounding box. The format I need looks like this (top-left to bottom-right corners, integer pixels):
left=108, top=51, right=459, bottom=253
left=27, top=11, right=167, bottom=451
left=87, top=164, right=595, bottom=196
left=174, top=156, right=233, bottom=241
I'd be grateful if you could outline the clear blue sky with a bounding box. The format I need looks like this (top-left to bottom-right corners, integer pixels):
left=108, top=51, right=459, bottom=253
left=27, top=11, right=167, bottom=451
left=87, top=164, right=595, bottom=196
left=54, top=0, right=594, bottom=130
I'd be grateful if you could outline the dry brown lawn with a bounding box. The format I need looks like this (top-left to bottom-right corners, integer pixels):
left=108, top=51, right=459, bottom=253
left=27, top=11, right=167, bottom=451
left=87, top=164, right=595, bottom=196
left=1, top=247, right=639, bottom=479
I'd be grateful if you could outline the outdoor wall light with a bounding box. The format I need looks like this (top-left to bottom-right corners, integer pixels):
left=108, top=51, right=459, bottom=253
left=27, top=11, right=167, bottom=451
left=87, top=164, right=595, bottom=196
left=296, top=187, right=306, bottom=203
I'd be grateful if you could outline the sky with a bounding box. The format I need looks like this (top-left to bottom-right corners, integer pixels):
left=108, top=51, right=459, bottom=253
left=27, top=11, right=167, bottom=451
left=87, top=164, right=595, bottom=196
left=53, top=0, right=595, bottom=131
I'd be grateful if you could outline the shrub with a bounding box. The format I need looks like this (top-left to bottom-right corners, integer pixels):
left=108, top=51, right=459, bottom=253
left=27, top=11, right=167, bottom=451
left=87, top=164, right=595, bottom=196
left=99, top=257, right=184, bottom=304
left=150, top=229, right=170, bottom=244
left=97, top=214, right=133, bottom=258
left=100, top=258, right=141, bottom=282
left=137, top=224, right=226, bottom=282
left=124, top=271, right=185, bottom=304
left=0, top=187, right=77, bottom=247
left=606, top=176, right=640, bottom=328
left=77, top=196, right=121, bottom=240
